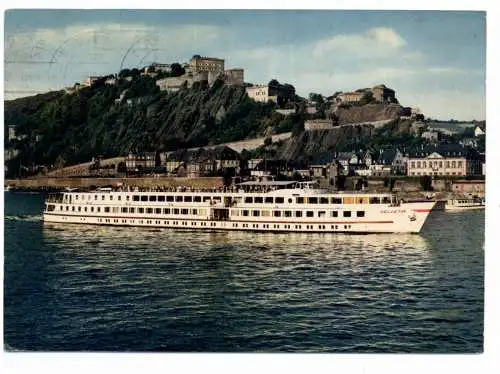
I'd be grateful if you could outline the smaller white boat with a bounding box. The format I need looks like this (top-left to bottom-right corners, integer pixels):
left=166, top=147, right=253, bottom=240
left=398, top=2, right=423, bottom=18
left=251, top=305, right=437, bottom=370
left=445, top=197, right=485, bottom=211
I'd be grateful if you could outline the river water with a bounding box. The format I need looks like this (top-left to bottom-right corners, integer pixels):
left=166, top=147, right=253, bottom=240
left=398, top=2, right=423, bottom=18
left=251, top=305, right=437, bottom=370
left=3, top=191, right=484, bottom=352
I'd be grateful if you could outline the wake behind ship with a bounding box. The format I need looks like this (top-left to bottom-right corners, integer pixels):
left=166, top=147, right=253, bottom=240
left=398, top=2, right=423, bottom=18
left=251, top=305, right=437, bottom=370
left=43, top=181, right=435, bottom=234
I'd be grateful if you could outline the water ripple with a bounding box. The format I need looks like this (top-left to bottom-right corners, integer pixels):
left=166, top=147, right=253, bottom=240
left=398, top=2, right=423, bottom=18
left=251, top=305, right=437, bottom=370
left=3, top=194, right=484, bottom=352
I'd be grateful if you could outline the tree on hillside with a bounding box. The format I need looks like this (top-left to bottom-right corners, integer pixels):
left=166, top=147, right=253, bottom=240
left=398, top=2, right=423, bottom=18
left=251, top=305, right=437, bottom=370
left=118, top=68, right=131, bottom=78
left=309, top=93, right=324, bottom=104
left=280, top=83, right=296, bottom=106
left=268, top=79, right=280, bottom=88
left=292, top=118, right=305, bottom=137
left=170, top=63, right=185, bottom=77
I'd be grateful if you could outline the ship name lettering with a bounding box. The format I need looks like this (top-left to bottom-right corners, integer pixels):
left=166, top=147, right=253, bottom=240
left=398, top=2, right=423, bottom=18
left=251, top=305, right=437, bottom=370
left=380, top=209, right=407, bottom=214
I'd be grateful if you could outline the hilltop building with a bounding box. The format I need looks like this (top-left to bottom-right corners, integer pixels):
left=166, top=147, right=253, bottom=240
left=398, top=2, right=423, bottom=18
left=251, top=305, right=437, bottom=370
left=146, top=63, right=172, bottom=74
left=337, top=92, right=363, bottom=103
left=155, top=55, right=244, bottom=92
left=371, top=84, right=396, bottom=103
left=245, top=82, right=295, bottom=105
left=246, top=85, right=278, bottom=103
left=84, top=76, right=102, bottom=87
left=335, top=84, right=398, bottom=104
left=189, top=55, right=225, bottom=74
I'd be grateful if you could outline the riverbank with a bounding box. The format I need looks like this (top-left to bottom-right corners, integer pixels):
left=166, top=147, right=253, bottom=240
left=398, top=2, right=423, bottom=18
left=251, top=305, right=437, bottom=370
left=5, top=177, right=482, bottom=204
left=4, top=176, right=224, bottom=192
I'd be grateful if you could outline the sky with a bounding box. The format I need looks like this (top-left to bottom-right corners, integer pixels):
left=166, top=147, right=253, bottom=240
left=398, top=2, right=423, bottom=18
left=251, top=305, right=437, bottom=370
left=4, top=9, right=486, bottom=120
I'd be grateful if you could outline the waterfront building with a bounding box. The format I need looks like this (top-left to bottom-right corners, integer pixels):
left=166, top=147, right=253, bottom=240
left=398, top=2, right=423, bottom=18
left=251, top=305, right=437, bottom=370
left=406, top=145, right=482, bottom=177
left=125, top=152, right=156, bottom=172
left=355, top=164, right=391, bottom=177
left=451, top=180, right=485, bottom=196
left=165, top=150, right=186, bottom=174
left=377, top=148, right=408, bottom=175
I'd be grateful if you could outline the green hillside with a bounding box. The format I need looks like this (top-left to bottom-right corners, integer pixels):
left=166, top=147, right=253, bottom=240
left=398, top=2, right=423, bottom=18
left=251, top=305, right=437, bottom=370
left=4, top=75, right=285, bottom=177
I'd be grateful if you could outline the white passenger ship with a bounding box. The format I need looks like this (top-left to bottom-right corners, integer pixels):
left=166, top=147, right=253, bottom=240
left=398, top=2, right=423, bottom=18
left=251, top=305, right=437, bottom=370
left=43, top=181, right=435, bottom=233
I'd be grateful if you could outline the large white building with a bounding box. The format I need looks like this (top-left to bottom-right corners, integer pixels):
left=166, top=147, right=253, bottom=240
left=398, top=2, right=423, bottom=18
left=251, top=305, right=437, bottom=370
left=406, top=146, right=482, bottom=177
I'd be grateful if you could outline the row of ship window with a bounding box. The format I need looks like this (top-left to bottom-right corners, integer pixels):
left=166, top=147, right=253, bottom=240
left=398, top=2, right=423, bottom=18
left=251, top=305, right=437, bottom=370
left=94, top=218, right=353, bottom=230
left=48, top=204, right=365, bottom=218
left=235, top=209, right=364, bottom=218
left=235, top=223, right=352, bottom=230
left=67, top=194, right=390, bottom=205
left=97, top=218, right=218, bottom=227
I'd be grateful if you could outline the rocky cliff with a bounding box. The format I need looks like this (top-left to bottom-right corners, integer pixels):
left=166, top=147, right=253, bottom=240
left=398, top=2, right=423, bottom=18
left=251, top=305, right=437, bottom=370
left=277, top=124, right=377, bottom=160
left=333, top=103, right=403, bottom=125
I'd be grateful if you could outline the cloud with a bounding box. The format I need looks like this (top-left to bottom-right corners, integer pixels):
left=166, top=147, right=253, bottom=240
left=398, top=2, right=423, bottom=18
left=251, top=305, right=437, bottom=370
left=426, top=67, right=472, bottom=75
left=366, top=27, right=407, bottom=48
left=5, top=22, right=223, bottom=91
left=399, top=89, right=485, bottom=121
left=313, top=27, right=406, bottom=58
left=5, top=23, right=485, bottom=120
left=226, top=26, right=484, bottom=119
